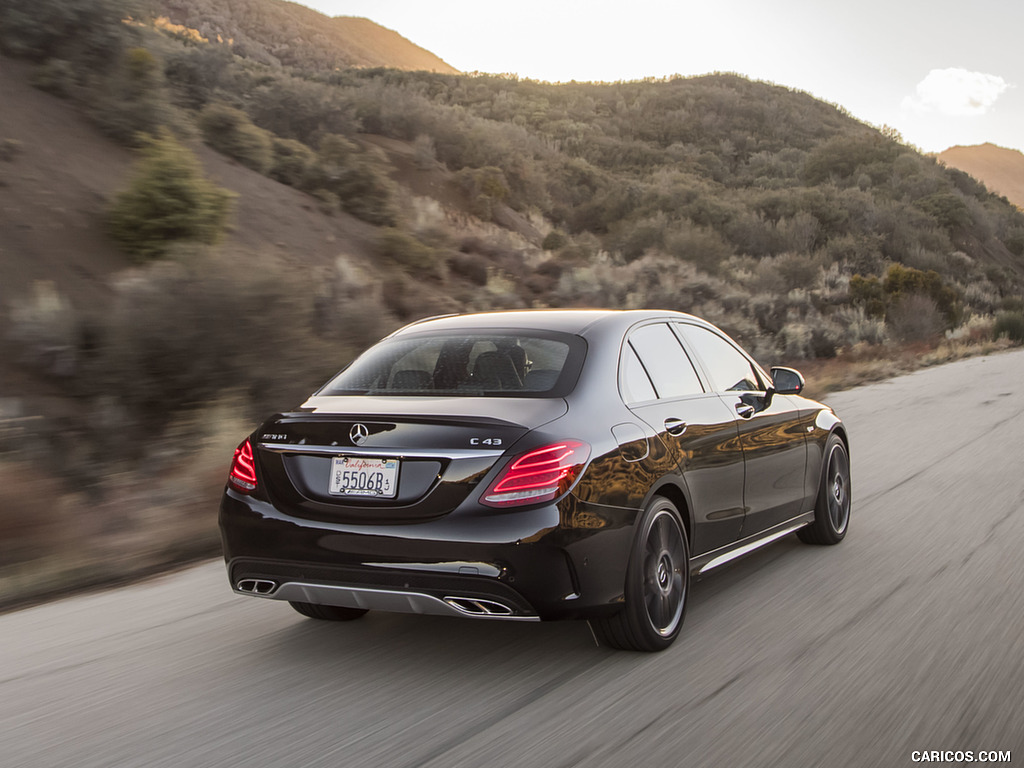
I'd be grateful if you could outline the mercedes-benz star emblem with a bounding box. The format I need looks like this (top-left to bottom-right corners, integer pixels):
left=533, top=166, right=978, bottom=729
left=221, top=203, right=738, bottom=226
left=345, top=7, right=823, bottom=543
left=349, top=423, right=370, bottom=446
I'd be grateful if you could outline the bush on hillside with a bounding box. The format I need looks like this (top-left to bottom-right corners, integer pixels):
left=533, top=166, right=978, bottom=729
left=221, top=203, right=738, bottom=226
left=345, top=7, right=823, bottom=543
left=448, top=252, right=489, bottom=286
left=88, top=46, right=174, bottom=145
left=913, top=192, right=972, bottom=232
left=302, top=134, right=397, bottom=225
left=107, top=130, right=234, bottom=261
left=163, top=43, right=233, bottom=109
left=993, top=311, right=1024, bottom=343
left=455, top=166, right=510, bottom=222
left=268, top=137, right=316, bottom=187
left=887, top=294, right=945, bottom=343
left=30, top=58, right=76, bottom=97
left=541, top=231, right=567, bottom=252
left=198, top=102, right=273, bottom=173
left=802, top=134, right=900, bottom=186
left=375, top=228, right=441, bottom=276
left=90, top=259, right=320, bottom=439
left=884, top=264, right=961, bottom=328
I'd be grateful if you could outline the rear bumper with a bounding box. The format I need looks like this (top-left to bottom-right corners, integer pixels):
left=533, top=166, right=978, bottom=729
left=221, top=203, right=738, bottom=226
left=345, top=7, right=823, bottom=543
left=231, top=565, right=541, bottom=620
left=219, top=489, right=636, bottom=620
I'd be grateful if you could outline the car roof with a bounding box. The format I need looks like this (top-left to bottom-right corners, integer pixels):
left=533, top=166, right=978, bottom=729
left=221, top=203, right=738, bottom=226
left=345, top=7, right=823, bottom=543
left=390, top=309, right=704, bottom=337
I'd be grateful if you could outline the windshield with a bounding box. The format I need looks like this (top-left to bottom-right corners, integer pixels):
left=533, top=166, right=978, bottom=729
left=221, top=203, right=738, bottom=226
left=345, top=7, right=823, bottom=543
left=319, top=331, right=585, bottom=397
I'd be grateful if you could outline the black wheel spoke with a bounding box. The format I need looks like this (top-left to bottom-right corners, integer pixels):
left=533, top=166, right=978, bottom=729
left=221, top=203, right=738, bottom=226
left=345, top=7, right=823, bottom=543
left=672, top=572, right=685, bottom=602
left=654, top=516, right=668, bottom=555
left=645, top=526, right=659, bottom=559
left=649, top=591, right=666, bottom=629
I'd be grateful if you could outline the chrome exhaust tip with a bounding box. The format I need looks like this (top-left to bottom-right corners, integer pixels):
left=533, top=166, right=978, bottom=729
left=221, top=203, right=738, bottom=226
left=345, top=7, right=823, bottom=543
left=443, top=597, right=515, bottom=617
left=236, top=578, right=277, bottom=595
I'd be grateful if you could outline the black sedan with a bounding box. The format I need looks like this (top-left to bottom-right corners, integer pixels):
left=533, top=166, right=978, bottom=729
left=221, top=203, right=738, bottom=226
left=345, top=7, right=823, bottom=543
left=220, top=309, right=850, bottom=651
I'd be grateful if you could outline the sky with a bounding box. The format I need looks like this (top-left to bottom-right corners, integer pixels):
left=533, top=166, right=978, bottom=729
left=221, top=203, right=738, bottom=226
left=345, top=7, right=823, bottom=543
left=297, top=0, right=1023, bottom=154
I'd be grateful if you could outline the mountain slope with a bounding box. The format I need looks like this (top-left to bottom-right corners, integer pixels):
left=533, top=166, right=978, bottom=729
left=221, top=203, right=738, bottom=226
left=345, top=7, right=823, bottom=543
left=938, top=143, right=1024, bottom=210
left=0, top=57, right=382, bottom=348
left=156, top=0, right=458, bottom=73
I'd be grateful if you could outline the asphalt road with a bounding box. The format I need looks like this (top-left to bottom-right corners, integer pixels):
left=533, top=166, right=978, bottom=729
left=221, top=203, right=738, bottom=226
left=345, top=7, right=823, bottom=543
left=4, top=350, right=1024, bottom=768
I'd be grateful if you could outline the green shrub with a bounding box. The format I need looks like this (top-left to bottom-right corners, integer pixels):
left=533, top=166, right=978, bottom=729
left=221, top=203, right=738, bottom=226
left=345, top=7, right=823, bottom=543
left=614, top=215, right=666, bottom=262
left=455, top=166, right=511, bottom=221
left=88, top=46, right=171, bottom=145
left=198, top=103, right=273, bottom=173
left=803, top=134, right=899, bottom=186
left=302, top=135, right=397, bottom=225
left=311, top=188, right=340, bottom=215
left=163, top=44, right=232, bottom=109
left=269, top=137, right=316, bottom=187
left=884, top=264, right=961, bottom=327
left=664, top=222, right=733, bottom=274
left=772, top=252, right=823, bottom=292
left=914, top=192, right=972, bottom=231
left=542, top=231, right=567, bottom=251
left=993, top=311, right=1024, bottom=343
left=30, top=58, right=75, bottom=97
left=849, top=274, right=886, bottom=317
left=448, top=252, right=489, bottom=286
left=107, top=130, right=234, bottom=261
left=887, top=294, right=944, bottom=342
left=376, top=228, right=440, bottom=276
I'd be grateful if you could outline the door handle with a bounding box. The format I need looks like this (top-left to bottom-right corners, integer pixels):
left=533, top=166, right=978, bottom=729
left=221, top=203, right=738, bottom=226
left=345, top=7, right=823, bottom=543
left=664, top=418, right=688, bottom=436
left=735, top=403, right=755, bottom=419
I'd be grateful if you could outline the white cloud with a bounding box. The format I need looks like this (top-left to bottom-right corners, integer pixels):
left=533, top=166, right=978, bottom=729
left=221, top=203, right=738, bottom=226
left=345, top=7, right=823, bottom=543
left=903, top=68, right=1011, bottom=116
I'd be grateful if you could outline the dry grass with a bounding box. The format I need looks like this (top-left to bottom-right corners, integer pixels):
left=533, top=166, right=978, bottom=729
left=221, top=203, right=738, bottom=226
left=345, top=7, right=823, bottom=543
left=0, top=463, right=225, bottom=612
left=0, top=406, right=251, bottom=612
left=795, top=337, right=1017, bottom=399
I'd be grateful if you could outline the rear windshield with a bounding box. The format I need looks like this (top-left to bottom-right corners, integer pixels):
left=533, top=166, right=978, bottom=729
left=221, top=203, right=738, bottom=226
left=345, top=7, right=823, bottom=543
left=319, top=331, right=585, bottom=397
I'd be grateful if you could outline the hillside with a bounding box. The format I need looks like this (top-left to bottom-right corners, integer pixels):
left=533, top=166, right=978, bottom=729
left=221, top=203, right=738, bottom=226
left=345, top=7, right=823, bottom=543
left=154, top=0, right=458, bottom=73
left=938, top=143, right=1024, bottom=210
left=2, top=0, right=1024, bottom=371
left=3, top=0, right=1024, bottom=386
left=0, top=57, right=382, bottom=344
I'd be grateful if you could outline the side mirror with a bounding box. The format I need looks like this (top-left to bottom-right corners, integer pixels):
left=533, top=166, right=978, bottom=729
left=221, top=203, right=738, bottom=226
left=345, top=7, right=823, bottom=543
left=770, top=366, right=805, bottom=396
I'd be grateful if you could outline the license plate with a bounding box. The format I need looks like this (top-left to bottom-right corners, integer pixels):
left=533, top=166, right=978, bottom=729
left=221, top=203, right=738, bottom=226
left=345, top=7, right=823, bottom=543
left=329, top=457, right=399, bottom=498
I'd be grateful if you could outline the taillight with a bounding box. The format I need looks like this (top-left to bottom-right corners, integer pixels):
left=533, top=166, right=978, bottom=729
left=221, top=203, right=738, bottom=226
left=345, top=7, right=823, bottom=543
left=228, top=438, right=257, bottom=493
left=481, top=440, right=590, bottom=508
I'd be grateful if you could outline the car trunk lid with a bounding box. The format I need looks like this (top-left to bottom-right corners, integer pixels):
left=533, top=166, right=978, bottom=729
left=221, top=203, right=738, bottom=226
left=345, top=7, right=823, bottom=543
left=252, top=396, right=567, bottom=522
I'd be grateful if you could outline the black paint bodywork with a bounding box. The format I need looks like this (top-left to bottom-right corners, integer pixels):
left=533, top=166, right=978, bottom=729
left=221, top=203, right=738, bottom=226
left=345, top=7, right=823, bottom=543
left=220, top=309, right=847, bottom=621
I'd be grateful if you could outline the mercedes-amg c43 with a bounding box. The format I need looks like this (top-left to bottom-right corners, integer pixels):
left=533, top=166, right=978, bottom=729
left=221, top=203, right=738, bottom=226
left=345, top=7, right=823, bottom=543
left=220, top=310, right=850, bottom=651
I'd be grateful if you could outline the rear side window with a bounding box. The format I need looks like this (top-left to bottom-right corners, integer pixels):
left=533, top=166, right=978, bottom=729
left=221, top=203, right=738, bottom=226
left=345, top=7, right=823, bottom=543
left=621, top=345, right=657, bottom=404
left=320, top=331, right=583, bottom=397
left=677, top=324, right=764, bottom=393
left=623, top=323, right=704, bottom=402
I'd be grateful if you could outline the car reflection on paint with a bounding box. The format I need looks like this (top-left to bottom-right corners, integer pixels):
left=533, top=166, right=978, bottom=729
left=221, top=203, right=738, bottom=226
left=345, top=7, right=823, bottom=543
left=220, top=309, right=851, bottom=651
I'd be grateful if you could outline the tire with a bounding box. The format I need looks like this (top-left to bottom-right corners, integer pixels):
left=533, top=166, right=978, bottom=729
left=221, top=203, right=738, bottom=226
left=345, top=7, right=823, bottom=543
left=591, top=497, right=689, bottom=652
left=289, top=601, right=369, bottom=621
left=798, top=433, right=851, bottom=545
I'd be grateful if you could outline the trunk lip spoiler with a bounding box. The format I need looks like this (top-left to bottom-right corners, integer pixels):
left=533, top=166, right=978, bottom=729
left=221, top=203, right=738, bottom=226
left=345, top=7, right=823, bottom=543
left=258, top=443, right=506, bottom=460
